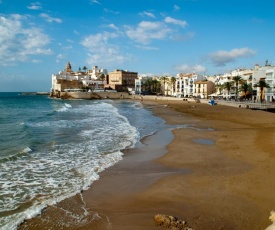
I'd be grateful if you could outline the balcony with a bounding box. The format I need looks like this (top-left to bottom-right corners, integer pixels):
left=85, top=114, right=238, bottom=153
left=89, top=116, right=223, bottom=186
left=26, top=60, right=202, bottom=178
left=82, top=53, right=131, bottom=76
left=266, top=88, right=274, bottom=94
left=266, top=74, right=274, bottom=80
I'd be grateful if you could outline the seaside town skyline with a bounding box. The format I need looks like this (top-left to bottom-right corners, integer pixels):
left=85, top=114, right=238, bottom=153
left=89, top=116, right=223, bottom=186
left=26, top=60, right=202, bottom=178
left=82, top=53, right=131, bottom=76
left=51, top=60, right=275, bottom=104
left=1, top=0, right=275, bottom=92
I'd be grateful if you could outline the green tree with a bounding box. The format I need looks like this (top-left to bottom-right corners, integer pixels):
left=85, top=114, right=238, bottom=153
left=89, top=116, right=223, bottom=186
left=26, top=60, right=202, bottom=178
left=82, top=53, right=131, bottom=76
left=98, top=74, right=106, bottom=89
left=232, top=75, right=243, bottom=100
left=141, top=78, right=161, bottom=95
left=215, top=83, right=223, bottom=95
left=253, top=79, right=270, bottom=103
left=160, top=76, right=169, bottom=96
left=141, top=81, right=146, bottom=94
left=239, top=82, right=253, bottom=100
left=222, top=81, right=234, bottom=99
left=122, top=79, right=127, bottom=92
left=152, top=79, right=161, bottom=94
left=170, top=77, right=176, bottom=96
left=83, top=66, right=87, bottom=72
left=99, top=74, right=105, bottom=82
left=142, top=78, right=152, bottom=94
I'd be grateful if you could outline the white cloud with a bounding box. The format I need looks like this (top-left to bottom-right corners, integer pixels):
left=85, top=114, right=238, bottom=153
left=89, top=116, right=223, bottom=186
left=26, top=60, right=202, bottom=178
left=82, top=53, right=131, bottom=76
left=56, top=53, right=65, bottom=63
left=164, top=17, right=187, bottom=27
left=125, top=21, right=171, bottom=44
left=81, top=32, right=130, bottom=66
left=174, top=5, right=180, bottom=11
left=0, top=14, right=52, bottom=66
left=40, top=13, right=62, bottom=23
left=66, top=39, right=74, bottom=43
left=104, top=8, right=119, bottom=14
left=90, top=0, right=101, bottom=4
left=108, top=23, right=119, bottom=31
left=139, top=11, right=156, bottom=18
left=175, top=64, right=207, bottom=73
left=27, top=2, right=42, bottom=10
left=74, top=30, right=80, bottom=35
left=135, top=45, right=159, bottom=50
left=209, top=48, right=256, bottom=66
left=64, top=45, right=73, bottom=50
left=172, top=32, right=195, bottom=41
left=81, top=32, right=118, bottom=47
left=31, top=59, right=42, bottom=63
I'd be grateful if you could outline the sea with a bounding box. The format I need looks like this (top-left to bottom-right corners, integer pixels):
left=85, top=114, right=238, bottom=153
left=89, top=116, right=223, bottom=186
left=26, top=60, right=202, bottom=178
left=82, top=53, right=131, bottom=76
left=0, top=92, right=167, bottom=230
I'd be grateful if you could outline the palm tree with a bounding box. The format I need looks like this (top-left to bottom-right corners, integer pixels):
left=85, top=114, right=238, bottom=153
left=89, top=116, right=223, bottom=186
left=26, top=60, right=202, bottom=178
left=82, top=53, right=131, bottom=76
left=160, top=76, right=169, bottom=96
left=232, top=75, right=243, bottom=101
left=222, top=81, right=234, bottom=99
left=153, top=80, right=161, bottom=94
left=214, top=83, right=223, bottom=95
left=253, top=79, right=270, bottom=103
left=170, top=77, right=176, bottom=96
left=98, top=74, right=106, bottom=89
left=99, top=74, right=105, bottom=82
left=143, top=78, right=153, bottom=94
left=141, top=82, right=146, bottom=94
left=122, top=79, right=127, bottom=92
left=83, top=66, right=87, bottom=72
left=239, top=82, right=253, bottom=100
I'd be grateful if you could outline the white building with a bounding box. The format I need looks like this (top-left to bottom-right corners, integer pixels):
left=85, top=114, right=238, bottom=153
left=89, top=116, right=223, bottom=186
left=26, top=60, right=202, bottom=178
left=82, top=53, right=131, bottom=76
left=206, top=64, right=275, bottom=101
left=253, top=64, right=275, bottom=102
left=51, top=62, right=108, bottom=96
left=134, top=76, right=160, bottom=95
left=135, top=76, right=149, bottom=95
left=175, top=73, right=205, bottom=97
left=88, top=66, right=108, bottom=80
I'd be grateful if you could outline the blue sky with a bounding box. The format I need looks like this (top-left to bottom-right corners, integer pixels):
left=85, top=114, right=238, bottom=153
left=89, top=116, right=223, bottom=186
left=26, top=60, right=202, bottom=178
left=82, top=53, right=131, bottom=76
left=0, top=0, right=274, bottom=92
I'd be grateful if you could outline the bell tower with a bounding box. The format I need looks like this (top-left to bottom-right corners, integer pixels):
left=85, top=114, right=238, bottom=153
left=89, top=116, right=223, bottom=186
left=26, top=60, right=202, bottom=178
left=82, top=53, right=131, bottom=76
left=65, top=62, right=72, bottom=72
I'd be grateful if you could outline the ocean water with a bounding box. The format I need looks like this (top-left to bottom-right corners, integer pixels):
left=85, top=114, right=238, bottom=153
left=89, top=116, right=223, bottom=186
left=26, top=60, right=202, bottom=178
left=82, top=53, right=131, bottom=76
left=0, top=93, right=166, bottom=230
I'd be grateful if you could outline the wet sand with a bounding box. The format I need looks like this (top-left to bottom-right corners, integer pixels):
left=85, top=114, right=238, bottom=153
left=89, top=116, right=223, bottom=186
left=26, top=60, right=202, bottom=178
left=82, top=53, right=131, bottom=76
left=20, top=99, right=275, bottom=230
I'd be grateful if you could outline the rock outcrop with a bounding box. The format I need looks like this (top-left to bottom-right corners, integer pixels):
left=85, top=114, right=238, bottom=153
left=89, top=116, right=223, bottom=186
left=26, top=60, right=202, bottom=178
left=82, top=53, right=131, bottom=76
left=265, top=211, right=275, bottom=230
left=154, top=214, right=195, bottom=230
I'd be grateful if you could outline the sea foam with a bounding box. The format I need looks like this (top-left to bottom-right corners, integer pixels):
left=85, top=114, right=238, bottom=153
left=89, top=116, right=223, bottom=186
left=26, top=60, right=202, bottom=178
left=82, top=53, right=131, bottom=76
left=0, top=100, right=139, bottom=229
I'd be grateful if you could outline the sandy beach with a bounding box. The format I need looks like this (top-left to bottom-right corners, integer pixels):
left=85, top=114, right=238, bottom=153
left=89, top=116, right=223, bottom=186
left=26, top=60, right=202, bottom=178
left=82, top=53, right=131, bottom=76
left=20, top=99, right=275, bottom=230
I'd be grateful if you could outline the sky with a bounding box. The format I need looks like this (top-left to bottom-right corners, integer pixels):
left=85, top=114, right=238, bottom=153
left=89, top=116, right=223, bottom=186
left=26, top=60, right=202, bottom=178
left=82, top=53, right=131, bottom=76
left=0, top=0, right=275, bottom=92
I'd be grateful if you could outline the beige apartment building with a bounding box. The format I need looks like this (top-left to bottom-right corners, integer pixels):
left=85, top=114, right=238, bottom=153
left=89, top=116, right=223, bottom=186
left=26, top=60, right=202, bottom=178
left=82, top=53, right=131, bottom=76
left=193, top=80, right=215, bottom=98
left=108, top=69, right=138, bottom=92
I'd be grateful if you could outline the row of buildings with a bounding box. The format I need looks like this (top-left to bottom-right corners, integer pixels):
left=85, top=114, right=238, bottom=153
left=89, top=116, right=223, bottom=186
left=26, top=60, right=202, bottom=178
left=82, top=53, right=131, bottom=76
left=51, top=61, right=275, bottom=102
left=51, top=62, right=137, bottom=97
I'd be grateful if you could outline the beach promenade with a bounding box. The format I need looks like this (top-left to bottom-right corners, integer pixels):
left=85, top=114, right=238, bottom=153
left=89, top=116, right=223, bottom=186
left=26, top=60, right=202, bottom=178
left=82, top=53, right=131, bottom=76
left=20, top=98, right=275, bottom=230
left=133, top=94, right=275, bottom=111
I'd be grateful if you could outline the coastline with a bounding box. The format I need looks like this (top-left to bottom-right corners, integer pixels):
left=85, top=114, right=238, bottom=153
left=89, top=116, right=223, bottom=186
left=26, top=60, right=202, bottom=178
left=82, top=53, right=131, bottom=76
left=19, top=99, right=275, bottom=230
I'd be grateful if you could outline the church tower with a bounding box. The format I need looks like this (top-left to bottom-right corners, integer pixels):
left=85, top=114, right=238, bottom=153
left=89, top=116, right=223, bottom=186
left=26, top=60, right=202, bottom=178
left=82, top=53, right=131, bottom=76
left=65, top=62, right=73, bottom=72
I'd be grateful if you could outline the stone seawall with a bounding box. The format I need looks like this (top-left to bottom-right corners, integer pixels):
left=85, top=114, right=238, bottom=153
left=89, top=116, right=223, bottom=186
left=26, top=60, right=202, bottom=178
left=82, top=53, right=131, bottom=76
left=131, top=95, right=194, bottom=102
left=55, top=92, right=196, bottom=102
left=58, top=92, right=132, bottom=99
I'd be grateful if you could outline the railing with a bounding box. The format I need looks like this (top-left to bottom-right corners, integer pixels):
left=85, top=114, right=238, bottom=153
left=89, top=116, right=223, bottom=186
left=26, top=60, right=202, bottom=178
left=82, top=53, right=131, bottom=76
left=200, top=99, right=275, bottom=110
left=235, top=101, right=275, bottom=110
